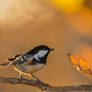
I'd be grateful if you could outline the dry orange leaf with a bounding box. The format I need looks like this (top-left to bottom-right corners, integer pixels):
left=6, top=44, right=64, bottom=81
left=76, top=56, right=87, bottom=67
left=67, top=53, right=78, bottom=66
left=67, top=53, right=92, bottom=77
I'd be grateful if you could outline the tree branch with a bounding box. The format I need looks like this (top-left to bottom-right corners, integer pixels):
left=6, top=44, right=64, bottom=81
left=0, top=77, right=91, bottom=92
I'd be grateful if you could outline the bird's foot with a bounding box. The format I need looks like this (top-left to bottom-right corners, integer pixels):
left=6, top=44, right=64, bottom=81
left=31, top=74, right=41, bottom=83
left=19, top=75, right=23, bottom=81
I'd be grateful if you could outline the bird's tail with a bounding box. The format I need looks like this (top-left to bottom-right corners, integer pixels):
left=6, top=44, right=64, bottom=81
left=0, top=61, right=13, bottom=67
left=0, top=54, right=21, bottom=67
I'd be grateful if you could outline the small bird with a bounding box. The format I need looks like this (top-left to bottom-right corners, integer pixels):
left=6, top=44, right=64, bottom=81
left=1, top=45, right=54, bottom=80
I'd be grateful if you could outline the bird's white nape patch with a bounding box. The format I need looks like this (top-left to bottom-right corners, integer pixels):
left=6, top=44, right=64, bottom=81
left=33, top=50, right=48, bottom=61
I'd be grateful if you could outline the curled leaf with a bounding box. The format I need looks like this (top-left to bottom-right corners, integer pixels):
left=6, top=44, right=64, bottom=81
left=67, top=53, right=78, bottom=66
left=67, top=53, right=92, bottom=77
left=76, top=56, right=87, bottom=67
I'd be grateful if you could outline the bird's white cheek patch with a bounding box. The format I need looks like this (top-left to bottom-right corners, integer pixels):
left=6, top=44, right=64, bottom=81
left=38, top=50, right=48, bottom=57
left=33, top=50, right=48, bottom=61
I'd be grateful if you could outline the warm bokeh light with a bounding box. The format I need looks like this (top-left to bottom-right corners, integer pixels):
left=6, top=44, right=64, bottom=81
left=0, top=0, right=15, bottom=22
left=0, top=0, right=56, bottom=32
left=50, top=0, right=84, bottom=12
left=65, top=10, right=92, bottom=35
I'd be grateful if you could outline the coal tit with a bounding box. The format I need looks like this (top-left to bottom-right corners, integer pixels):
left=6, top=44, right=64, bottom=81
left=8, top=45, right=54, bottom=80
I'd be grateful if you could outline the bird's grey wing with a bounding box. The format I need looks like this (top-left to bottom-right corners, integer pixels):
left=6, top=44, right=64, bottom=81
left=0, top=62, right=10, bottom=66
left=0, top=54, right=22, bottom=66
left=11, top=53, right=33, bottom=65
left=9, top=54, right=23, bottom=65
left=21, top=56, right=33, bottom=66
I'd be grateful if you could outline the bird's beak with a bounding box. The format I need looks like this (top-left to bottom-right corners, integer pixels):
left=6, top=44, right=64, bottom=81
left=50, top=48, right=54, bottom=51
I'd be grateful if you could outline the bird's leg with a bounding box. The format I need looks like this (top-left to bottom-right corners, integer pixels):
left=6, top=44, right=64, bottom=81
left=31, top=74, right=38, bottom=79
left=19, top=72, right=23, bottom=80
left=31, top=74, right=41, bottom=83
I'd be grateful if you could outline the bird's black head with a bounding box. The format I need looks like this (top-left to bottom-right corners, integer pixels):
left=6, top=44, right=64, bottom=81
left=27, top=45, right=54, bottom=64
left=27, top=45, right=54, bottom=55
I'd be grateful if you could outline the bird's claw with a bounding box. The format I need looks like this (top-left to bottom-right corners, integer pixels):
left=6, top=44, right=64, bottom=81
left=19, top=76, right=23, bottom=81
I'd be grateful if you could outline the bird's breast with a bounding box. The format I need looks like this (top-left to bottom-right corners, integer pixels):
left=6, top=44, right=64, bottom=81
left=14, top=63, right=45, bottom=74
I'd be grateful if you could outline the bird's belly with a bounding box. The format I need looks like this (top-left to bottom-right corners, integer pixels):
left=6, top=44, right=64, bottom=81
left=14, top=64, right=45, bottom=74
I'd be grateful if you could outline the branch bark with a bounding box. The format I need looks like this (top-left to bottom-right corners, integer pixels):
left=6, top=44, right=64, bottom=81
left=0, top=77, right=91, bottom=92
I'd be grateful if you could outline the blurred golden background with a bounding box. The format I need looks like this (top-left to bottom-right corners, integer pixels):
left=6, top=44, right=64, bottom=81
left=0, top=0, right=92, bottom=92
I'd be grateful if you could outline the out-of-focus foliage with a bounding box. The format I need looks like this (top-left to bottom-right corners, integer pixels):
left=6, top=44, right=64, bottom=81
left=50, top=0, right=84, bottom=12
left=84, top=0, right=92, bottom=9
left=50, top=0, right=92, bottom=12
